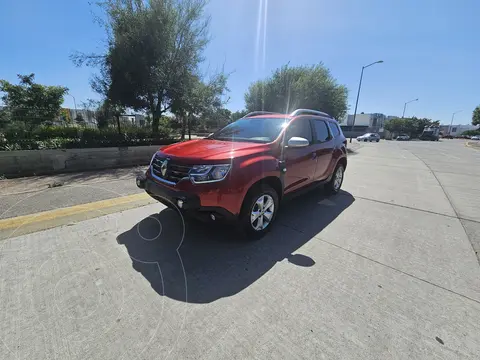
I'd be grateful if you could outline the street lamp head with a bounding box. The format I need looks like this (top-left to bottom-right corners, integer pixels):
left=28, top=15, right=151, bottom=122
left=364, top=60, right=384, bottom=69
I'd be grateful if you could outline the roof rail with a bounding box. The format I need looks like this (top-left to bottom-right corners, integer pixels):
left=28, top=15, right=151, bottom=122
left=290, top=109, right=332, bottom=118
left=242, top=111, right=277, bottom=118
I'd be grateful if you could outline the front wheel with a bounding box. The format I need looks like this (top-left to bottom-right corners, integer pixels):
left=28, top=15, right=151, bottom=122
left=326, top=164, right=345, bottom=195
left=240, top=185, right=279, bottom=239
left=376, top=139, right=380, bottom=142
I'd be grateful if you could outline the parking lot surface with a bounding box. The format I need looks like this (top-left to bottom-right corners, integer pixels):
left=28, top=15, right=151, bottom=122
left=1, top=140, right=479, bottom=359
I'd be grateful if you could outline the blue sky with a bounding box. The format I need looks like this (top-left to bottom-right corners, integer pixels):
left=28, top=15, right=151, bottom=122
left=1, top=0, right=479, bottom=124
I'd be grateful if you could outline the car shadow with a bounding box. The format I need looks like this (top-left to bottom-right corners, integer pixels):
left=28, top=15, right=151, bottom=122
left=116, top=188, right=355, bottom=304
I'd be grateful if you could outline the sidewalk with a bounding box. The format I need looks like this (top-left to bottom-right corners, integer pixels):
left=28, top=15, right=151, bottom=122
left=0, top=166, right=146, bottom=196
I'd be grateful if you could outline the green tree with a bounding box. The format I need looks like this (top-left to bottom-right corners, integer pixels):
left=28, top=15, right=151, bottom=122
left=385, top=117, right=439, bottom=138
left=461, top=129, right=480, bottom=136
left=230, top=109, right=248, bottom=122
left=0, top=74, right=68, bottom=130
left=0, top=107, right=11, bottom=129
left=196, top=108, right=231, bottom=132
left=172, top=72, right=228, bottom=139
left=72, top=0, right=213, bottom=134
left=384, top=117, right=407, bottom=135
left=472, top=105, right=480, bottom=126
left=244, top=63, right=348, bottom=119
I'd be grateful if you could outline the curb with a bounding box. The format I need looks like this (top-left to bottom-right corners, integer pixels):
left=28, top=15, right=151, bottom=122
left=465, top=141, right=480, bottom=150
left=347, top=142, right=362, bottom=154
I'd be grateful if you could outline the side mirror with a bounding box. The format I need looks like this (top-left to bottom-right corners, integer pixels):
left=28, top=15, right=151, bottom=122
left=287, top=136, right=309, bottom=148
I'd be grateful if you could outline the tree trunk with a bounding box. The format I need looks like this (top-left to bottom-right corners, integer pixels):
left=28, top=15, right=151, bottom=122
left=151, top=94, right=161, bottom=134
left=187, top=114, right=191, bottom=140
left=116, top=115, right=122, bottom=134
left=181, top=114, right=187, bottom=140
left=152, top=114, right=159, bottom=134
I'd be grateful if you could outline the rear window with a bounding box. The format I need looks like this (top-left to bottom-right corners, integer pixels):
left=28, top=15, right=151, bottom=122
left=329, top=122, right=341, bottom=137
left=313, top=120, right=331, bottom=142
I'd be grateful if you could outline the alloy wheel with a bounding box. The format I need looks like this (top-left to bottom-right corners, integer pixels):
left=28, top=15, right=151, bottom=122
left=250, top=194, right=275, bottom=231
left=334, top=166, right=344, bottom=191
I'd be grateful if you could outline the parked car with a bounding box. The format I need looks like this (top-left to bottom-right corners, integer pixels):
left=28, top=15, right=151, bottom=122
left=136, top=109, right=347, bottom=238
left=471, top=135, right=480, bottom=140
left=357, top=133, right=380, bottom=142
left=396, top=134, right=410, bottom=141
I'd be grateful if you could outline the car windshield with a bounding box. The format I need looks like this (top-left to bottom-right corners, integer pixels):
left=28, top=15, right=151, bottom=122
left=210, top=117, right=288, bottom=143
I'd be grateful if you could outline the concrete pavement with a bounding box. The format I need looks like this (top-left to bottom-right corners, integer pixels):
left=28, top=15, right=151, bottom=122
left=1, top=139, right=479, bottom=359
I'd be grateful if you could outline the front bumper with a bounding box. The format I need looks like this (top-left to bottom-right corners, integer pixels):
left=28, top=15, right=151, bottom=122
left=136, top=174, right=236, bottom=221
left=136, top=173, right=200, bottom=209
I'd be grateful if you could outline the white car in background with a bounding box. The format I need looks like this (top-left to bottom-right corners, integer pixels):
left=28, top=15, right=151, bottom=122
left=357, top=133, right=380, bottom=142
left=471, top=135, right=480, bottom=140
left=396, top=134, right=410, bottom=141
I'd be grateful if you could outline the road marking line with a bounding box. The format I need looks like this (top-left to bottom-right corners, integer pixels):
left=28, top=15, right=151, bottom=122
left=0, top=193, right=150, bottom=230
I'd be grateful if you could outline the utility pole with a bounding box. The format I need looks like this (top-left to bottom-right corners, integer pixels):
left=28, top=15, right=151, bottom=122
left=448, top=110, right=462, bottom=135
left=402, top=98, right=418, bottom=118
left=349, top=60, right=384, bottom=143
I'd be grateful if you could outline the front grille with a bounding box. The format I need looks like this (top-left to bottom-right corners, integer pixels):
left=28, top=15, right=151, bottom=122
left=151, top=155, right=192, bottom=184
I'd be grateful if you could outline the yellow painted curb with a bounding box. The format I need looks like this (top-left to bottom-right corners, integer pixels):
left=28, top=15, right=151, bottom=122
left=465, top=141, right=480, bottom=150
left=0, top=193, right=150, bottom=230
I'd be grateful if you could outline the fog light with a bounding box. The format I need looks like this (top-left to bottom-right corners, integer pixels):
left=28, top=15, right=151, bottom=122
left=136, top=179, right=141, bottom=186
left=177, top=199, right=184, bottom=209
left=210, top=214, right=216, bottom=221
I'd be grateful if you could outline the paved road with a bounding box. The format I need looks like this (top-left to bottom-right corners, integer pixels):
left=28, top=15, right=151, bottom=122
left=1, top=140, right=479, bottom=359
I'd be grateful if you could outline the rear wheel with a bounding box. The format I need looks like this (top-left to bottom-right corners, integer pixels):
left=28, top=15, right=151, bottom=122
left=376, top=139, right=380, bottom=142
left=240, top=185, right=279, bottom=239
left=325, top=163, right=344, bottom=195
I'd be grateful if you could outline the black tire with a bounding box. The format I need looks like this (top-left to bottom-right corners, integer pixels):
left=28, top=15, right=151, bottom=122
left=239, top=184, right=279, bottom=240
left=325, top=163, right=345, bottom=195
left=376, top=139, right=380, bottom=142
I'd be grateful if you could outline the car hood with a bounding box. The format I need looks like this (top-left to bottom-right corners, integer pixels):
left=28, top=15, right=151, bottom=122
left=159, top=139, right=272, bottom=162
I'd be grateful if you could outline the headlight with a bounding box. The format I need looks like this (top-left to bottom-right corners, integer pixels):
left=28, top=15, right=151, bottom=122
left=189, top=164, right=231, bottom=183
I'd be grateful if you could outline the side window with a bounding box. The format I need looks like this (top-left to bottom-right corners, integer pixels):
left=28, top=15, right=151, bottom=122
left=313, top=120, right=331, bottom=143
left=286, top=119, right=313, bottom=143
left=329, top=122, right=341, bottom=137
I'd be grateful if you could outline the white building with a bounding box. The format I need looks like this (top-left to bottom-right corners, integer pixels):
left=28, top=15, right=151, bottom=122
left=439, top=124, right=479, bottom=136
left=346, top=113, right=387, bottom=131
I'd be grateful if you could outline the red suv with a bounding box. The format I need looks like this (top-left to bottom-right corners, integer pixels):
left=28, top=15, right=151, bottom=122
left=136, top=109, right=347, bottom=238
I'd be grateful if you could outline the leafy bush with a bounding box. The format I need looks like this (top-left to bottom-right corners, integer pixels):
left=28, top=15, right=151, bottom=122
left=0, top=125, right=176, bottom=151
left=461, top=129, right=480, bottom=136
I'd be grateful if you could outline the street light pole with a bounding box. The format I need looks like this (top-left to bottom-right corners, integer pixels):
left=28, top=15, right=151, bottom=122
left=402, top=98, right=418, bottom=118
left=349, top=60, right=384, bottom=143
left=448, top=110, right=462, bottom=135
left=67, top=93, right=77, bottom=120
